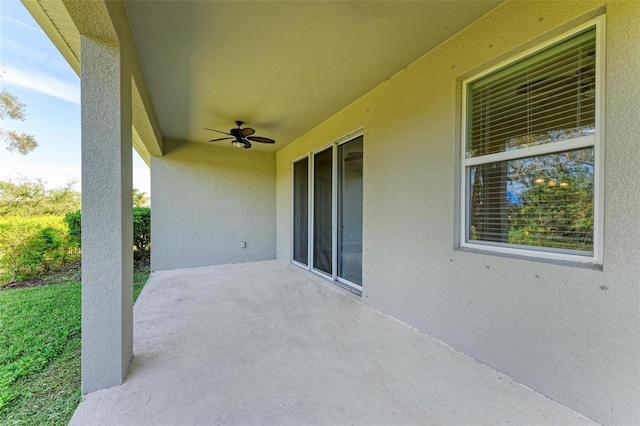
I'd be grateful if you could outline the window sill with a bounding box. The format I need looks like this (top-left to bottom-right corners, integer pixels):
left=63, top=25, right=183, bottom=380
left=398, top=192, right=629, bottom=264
left=456, top=246, right=603, bottom=271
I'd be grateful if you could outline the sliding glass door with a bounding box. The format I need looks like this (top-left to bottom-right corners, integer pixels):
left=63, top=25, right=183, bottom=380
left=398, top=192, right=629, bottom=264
left=337, top=136, right=363, bottom=285
left=292, top=132, right=363, bottom=292
left=292, top=158, right=309, bottom=265
left=313, top=148, right=333, bottom=275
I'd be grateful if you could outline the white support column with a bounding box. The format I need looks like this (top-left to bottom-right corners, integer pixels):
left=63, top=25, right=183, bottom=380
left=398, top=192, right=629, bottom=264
left=80, top=35, right=133, bottom=394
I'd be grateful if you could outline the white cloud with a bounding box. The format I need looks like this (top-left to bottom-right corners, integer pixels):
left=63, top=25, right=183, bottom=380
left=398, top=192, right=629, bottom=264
left=0, top=16, right=43, bottom=34
left=3, top=65, right=80, bottom=104
left=0, top=161, right=81, bottom=190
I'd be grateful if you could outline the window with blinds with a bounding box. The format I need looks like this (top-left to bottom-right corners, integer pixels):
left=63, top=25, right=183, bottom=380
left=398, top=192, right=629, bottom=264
left=461, top=21, right=602, bottom=262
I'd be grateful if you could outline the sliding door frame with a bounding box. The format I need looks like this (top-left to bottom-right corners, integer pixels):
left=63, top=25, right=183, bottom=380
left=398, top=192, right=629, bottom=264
left=290, top=128, right=364, bottom=295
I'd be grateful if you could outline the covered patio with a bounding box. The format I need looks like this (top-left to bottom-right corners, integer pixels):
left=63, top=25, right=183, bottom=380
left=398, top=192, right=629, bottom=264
left=70, top=261, right=594, bottom=425
left=23, top=0, right=640, bottom=423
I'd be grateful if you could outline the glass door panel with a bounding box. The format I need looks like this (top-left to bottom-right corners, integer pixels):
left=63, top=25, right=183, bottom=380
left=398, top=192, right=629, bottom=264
left=293, top=158, right=309, bottom=265
left=313, top=148, right=333, bottom=274
left=338, top=136, right=363, bottom=286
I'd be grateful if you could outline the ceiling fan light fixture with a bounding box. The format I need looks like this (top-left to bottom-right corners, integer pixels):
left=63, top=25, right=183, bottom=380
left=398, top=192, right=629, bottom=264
left=205, top=122, right=275, bottom=149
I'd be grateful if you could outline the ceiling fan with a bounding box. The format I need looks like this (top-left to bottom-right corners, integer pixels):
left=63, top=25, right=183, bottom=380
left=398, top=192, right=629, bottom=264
left=204, top=121, right=275, bottom=149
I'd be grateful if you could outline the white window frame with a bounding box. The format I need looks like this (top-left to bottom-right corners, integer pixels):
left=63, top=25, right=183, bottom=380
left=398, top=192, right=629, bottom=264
left=460, top=16, right=605, bottom=264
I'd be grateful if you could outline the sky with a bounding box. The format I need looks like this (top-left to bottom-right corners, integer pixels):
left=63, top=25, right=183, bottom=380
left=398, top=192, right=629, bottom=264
left=0, top=0, right=151, bottom=195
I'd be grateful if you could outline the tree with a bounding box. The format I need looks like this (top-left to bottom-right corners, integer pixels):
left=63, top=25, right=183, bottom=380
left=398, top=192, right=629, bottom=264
left=507, top=149, right=594, bottom=251
left=0, top=89, right=38, bottom=155
left=133, top=188, right=148, bottom=207
left=133, top=207, right=151, bottom=257
left=0, top=177, right=80, bottom=216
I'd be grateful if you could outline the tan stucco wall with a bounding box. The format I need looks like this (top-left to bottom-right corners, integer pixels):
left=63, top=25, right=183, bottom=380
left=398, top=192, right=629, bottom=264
left=275, top=1, right=640, bottom=424
left=152, top=141, right=276, bottom=270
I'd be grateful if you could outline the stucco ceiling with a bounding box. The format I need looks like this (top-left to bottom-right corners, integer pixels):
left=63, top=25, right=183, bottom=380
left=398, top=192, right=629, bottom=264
left=124, top=1, right=502, bottom=152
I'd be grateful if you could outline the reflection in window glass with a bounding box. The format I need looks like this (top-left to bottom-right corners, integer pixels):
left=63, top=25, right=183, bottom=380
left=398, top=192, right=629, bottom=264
left=469, top=148, right=594, bottom=252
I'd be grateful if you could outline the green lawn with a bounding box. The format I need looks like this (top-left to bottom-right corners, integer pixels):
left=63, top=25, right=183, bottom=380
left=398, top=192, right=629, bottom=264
left=134, top=272, right=148, bottom=303
left=0, top=272, right=149, bottom=425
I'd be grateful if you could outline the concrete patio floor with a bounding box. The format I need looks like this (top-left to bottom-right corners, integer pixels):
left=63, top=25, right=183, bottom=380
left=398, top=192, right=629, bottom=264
left=70, top=260, right=595, bottom=425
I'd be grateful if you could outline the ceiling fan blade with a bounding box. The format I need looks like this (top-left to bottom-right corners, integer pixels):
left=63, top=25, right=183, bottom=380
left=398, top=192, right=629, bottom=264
left=345, top=151, right=363, bottom=161
left=204, top=127, right=232, bottom=136
left=208, top=137, right=233, bottom=142
left=243, top=140, right=252, bottom=149
left=240, top=127, right=255, bottom=137
left=246, top=136, right=275, bottom=144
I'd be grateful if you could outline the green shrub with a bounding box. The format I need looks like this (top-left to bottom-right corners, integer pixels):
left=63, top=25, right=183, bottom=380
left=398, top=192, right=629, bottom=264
left=64, top=210, right=82, bottom=247
left=0, top=216, right=78, bottom=284
left=133, top=207, right=151, bottom=258
left=63, top=208, right=151, bottom=260
left=0, top=221, right=39, bottom=283
left=24, top=227, right=67, bottom=274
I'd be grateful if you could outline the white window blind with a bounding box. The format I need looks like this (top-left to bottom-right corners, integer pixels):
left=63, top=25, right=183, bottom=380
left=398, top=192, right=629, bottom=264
left=463, top=25, right=600, bottom=259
